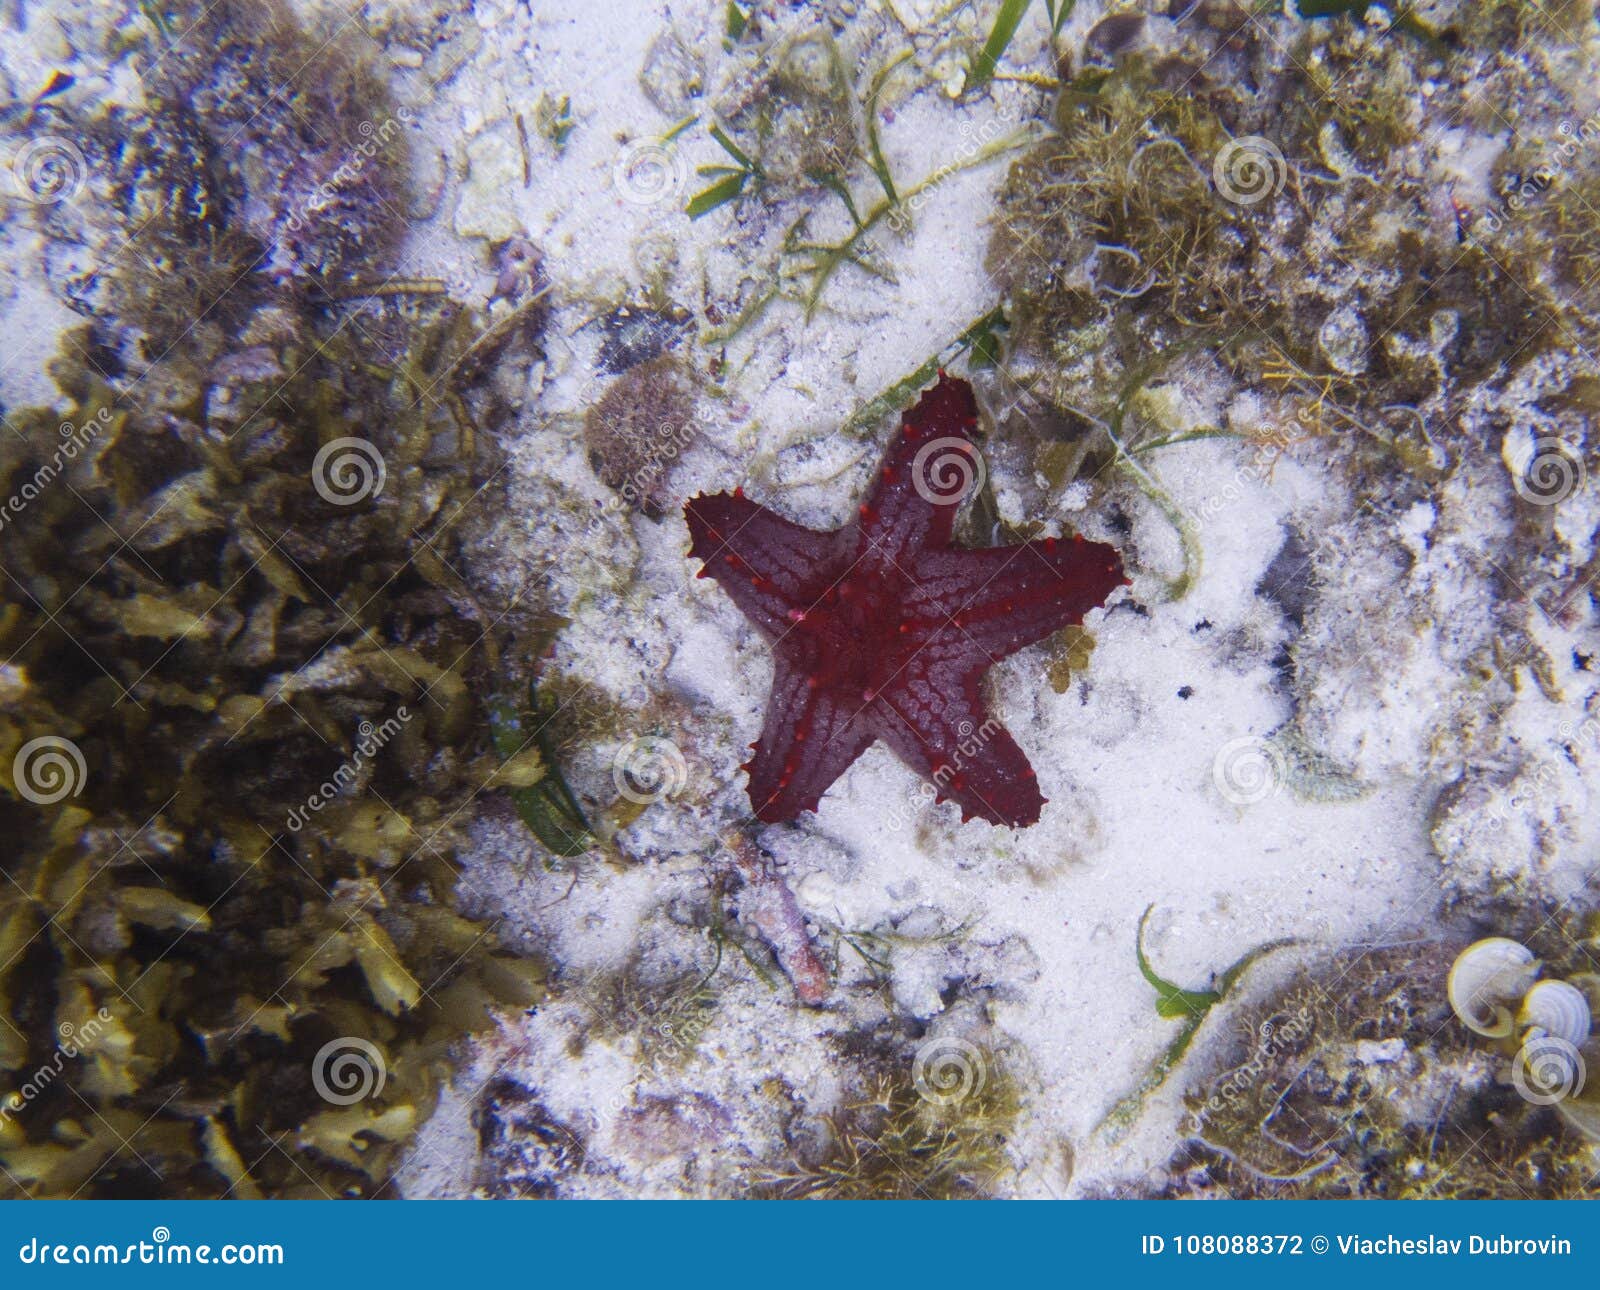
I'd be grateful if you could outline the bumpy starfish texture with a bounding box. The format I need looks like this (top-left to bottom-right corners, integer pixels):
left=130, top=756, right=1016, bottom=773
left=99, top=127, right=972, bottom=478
left=685, top=374, right=1126, bottom=827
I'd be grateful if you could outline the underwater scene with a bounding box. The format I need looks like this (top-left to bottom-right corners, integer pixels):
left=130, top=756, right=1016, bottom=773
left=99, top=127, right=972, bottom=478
left=1, top=0, right=1599, bottom=1203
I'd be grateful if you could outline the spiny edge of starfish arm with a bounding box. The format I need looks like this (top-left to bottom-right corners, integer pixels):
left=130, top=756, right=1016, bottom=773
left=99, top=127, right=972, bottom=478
left=900, top=535, right=1129, bottom=662
left=869, top=681, right=1046, bottom=827
left=743, top=654, right=876, bottom=822
left=851, top=372, right=981, bottom=568
left=683, top=489, right=845, bottom=637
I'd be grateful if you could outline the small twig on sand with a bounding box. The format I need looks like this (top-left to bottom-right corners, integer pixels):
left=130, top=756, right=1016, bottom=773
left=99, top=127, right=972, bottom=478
left=722, top=832, right=831, bottom=1006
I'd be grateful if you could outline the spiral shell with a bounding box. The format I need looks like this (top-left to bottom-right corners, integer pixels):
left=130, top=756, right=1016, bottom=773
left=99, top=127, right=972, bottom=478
left=1518, top=979, right=1593, bottom=1048
left=1447, top=937, right=1539, bottom=1038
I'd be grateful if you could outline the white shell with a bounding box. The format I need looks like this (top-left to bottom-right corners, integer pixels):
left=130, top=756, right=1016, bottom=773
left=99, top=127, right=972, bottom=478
left=1519, top=979, right=1593, bottom=1048
left=1448, top=937, right=1539, bottom=1038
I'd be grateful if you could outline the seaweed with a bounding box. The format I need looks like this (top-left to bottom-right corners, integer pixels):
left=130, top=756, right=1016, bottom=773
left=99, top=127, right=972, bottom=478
left=757, top=1033, right=1018, bottom=1199
left=0, top=0, right=551, bottom=1199
left=1109, top=918, right=1600, bottom=1198
left=1096, top=908, right=1293, bottom=1140
left=487, top=682, right=593, bottom=860
left=968, top=0, right=1034, bottom=91
left=690, top=20, right=1037, bottom=339
left=982, top=14, right=1596, bottom=605
left=687, top=123, right=764, bottom=218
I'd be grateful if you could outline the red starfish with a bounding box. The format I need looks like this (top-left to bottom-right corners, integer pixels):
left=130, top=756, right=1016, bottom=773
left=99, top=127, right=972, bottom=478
left=684, top=374, right=1126, bottom=827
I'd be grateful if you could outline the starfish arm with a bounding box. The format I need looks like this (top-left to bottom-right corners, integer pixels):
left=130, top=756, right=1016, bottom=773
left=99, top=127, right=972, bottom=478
left=851, top=373, right=982, bottom=572
left=901, top=536, right=1125, bottom=664
left=870, top=671, right=1045, bottom=827
left=745, top=653, right=876, bottom=822
left=685, top=491, right=845, bottom=638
